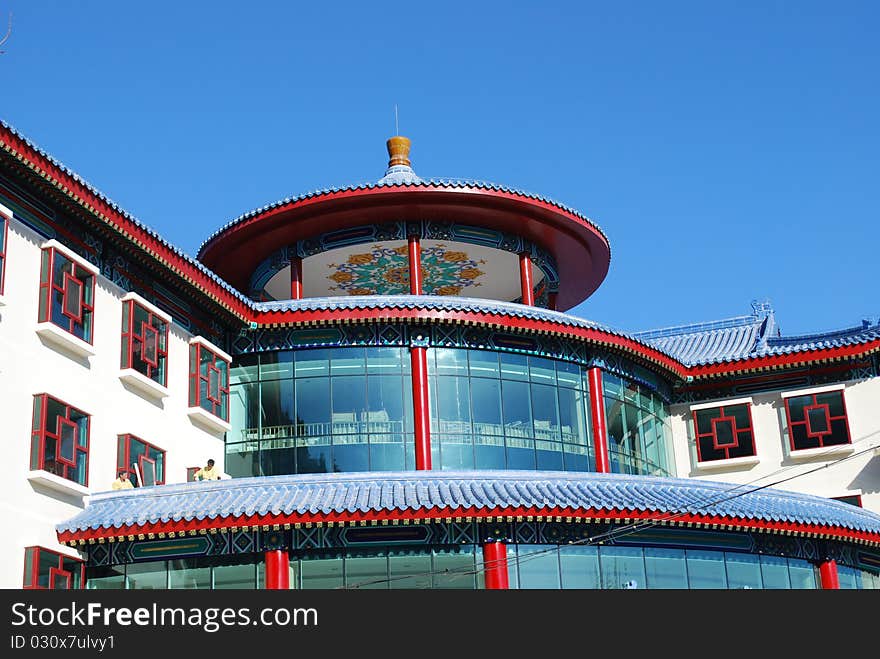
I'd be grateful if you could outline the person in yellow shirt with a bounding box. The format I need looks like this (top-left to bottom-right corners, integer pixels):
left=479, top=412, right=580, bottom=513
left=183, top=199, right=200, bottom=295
left=112, top=470, right=134, bottom=490
left=193, top=459, right=221, bottom=481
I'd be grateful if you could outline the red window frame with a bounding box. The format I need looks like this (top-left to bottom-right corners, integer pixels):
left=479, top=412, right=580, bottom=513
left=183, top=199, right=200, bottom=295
left=832, top=494, right=863, bottom=508
left=189, top=340, right=230, bottom=421
left=38, top=245, right=96, bottom=343
left=22, top=546, right=84, bottom=590
left=30, top=394, right=90, bottom=486
left=121, top=298, right=169, bottom=386
left=117, top=434, right=166, bottom=486
left=692, top=403, right=756, bottom=462
left=186, top=466, right=201, bottom=482
left=784, top=390, right=851, bottom=451
left=0, top=206, right=8, bottom=296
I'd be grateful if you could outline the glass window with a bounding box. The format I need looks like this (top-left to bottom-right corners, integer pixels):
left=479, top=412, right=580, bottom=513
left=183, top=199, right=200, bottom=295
left=559, top=545, right=601, bottom=589
left=168, top=559, right=211, bottom=589
left=125, top=561, right=168, bottom=590
left=685, top=550, right=728, bottom=589
left=599, top=546, right=646, bottom=589
left=38, top=245, right=96, bottom=343
left=295, top=349, right=330, bottom=378
left=787, top=559, right=818, bottom=589
left=432, top=547, right=478, bottom=589
left=23, top=547, right=84, bottom=590
left=785, top=390, right=851, bottom=451
left=517, top=545, right=561, bottom=589
left=644, top=547, right=688, bottom=589
left=259, top=352, right=293, bottom=380
left=189, top=340, right=230, bottom=421
left=85, top=565, right=125, bottom=590
left=30, top=394, right=89, bottom=486
left=299, top=556, right=343, bottom=589
left=725, top=553, right=763, bottom=589
left=117, top=434, right=165, bottom=487
left=344, top=554, right=388, bottom=590
left=759, top=555, right=791, bottom=589
left=121, top=298, right=169, bottom=386
left=388, top=552, right=432, bottom=589
left=212, top=557, right=258, bottom=589
left=693, top=403, right=756, bottom=462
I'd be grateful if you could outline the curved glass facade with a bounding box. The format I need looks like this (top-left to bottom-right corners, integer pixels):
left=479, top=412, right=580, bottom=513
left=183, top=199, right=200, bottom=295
left=227, top=347, right=415, bottom=476
left=604, top=373, right=675, bottom=476
left=226, top=346, right=676, bottom=477
left=427, top=348, right=596, bottom=472
left=85, top=545, right=880, bottom=590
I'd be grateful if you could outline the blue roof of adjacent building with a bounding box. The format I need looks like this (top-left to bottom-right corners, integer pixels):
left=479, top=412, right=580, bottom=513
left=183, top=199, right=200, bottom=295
left=57, top=470, right=880, bottom=537
left=633, top=301, right=880, bottom=366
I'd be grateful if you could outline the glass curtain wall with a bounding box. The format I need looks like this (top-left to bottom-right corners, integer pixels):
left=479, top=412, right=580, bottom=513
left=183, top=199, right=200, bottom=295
left=228, top=348, right=414, bottom=476
left=603, top=373, right=675, bottom=476
left=428, top=348, right=595, bottom=472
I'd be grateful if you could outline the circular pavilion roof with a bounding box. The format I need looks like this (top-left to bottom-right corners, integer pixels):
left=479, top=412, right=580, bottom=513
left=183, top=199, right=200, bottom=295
left=198, top=139, right=611, bottom=311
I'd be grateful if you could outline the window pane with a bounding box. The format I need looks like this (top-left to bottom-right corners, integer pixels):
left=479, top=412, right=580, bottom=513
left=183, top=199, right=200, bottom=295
left=517, top=545, right=561, bottom=589
left=499, top=352, right=528, bottom=381
left=86, top=566, right=125, bottom=589
left=725, top=553, right=762, bottom=590
left=559, top=545, right=600, bottom=589
left=435, top=348, right=468, bottom=375
left=759, top=555, right=791, bottom=589
left=329, top=348, right=365, bottom=375
left=529, top=357, right=557, bottom=384
left=344, top=555, right=387, bottom=590
left=816, top=391, right=845, bottom=417
left=296, top=378, right=331, bottom=430
left=365, top=347, right=403, bottom=374
left=432, top=548, right=476, bottom=589
left=644, top=547, right=688, bottom=589
left=686, top=550, right=728, bottom=589
left=388, top=552, right=431, bottom=589
left=168, top=559, right=211, bottom=589
left=259, top=352, right=293, bottom=380
left=213, top=561, right=257, bottom=589
left=295, top=349, right=330, bottom=378
left=468, top=350, right=498, bottom=378
left=531, top=383, right=560, bottom=441
left=599, top=546, right=646, bottom=589
left=261, top=380, right=295, bottom=436
left=787, top=559, right=818, bottom=589
left=126, top=562, right=167, bottom=590
left=300, top=557, right=343, bottom=589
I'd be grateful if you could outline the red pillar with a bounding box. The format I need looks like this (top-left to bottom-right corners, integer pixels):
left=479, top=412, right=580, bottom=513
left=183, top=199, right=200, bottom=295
left=588, top=367, right=610, bottom=473
left=408, top=236, right=422, bottom=295
left=289, top=256, right=303, bottom=300
left=819, top=559, right=840, bottom=590
left=519, top=253, right=534, bottom=306
left=482, top=541, right=510, bottom=590
left=265, top=550, right=290, bottom=590
left=411, top=346, right=431, bottom=470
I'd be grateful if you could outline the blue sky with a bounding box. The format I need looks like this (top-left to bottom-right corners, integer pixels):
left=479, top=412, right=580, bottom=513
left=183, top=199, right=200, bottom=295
left=1, top=1, right=877, bottom=335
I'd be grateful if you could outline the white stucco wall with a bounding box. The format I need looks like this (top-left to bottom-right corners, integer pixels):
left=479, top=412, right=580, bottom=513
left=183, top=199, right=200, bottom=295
left=0, top=218, right=227, bottom=588
left=669, top=376, right=880, bottom=515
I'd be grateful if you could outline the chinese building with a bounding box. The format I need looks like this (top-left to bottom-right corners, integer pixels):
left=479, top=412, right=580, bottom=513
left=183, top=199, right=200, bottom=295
left=2, top=122, right=879, bottom=590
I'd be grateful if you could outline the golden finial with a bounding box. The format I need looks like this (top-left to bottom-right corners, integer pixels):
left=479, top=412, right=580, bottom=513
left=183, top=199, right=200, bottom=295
left=386, top=135, right=411, bottom=168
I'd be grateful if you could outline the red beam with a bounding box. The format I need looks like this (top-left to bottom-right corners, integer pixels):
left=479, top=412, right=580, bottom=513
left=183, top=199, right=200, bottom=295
left=819, top=559, right=840, bottom=590
left=289, top=256, right=303, bottom=300
left=264, top=549, right=290, bottom=589
left=411, top=346, right=432, bottom=470
left=519, top=253, right=535, bottom=306
left=408, top=236, right=422, bottom=295
left=588, top=367, right=610, bottom=473
left=482, top=541, right=510, bottom=590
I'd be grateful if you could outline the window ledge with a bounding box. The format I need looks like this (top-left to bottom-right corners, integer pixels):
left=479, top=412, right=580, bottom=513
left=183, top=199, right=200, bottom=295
left=27, top=470, right=89, bottom=499
left=119, top=369, right=169, bottom=400
left=187, top=406, right=231, bottom=434
left=693, top=455, right=761, bottom=473
left=788, top=444, right=855, bottom=461
left=35, top=322, right=95, bottom=358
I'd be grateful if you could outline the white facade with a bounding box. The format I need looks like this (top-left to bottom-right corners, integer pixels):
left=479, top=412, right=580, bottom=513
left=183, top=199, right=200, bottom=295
left=0, top=216, right=227, bottom=588
left=669, top=377, right=880, bottom=514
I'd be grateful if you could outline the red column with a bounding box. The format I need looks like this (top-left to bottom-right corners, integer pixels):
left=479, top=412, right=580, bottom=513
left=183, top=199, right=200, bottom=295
left=588, top=367, right=610, bottom=473
left=519, top=253, right=534, bottom=306
left=265, top=550, right=290, bottom=589
left=482, top=541, right=510, bottom=590
left=819, top=559, right=840, bottom=590
left=411, top=346, right=431, bottom=470
left=408, top=236, right=422, bottom=295
left=289, top=256, right=303, bottom=300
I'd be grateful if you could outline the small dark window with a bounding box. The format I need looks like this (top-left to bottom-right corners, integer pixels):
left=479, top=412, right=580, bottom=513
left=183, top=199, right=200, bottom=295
left=785, top=390, right=851, bottom=451
left=693, top=403, right=756, bottom=462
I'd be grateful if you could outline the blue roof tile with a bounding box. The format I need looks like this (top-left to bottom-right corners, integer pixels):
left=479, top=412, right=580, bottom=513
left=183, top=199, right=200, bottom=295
left=57, top=470, right=880, bottom=537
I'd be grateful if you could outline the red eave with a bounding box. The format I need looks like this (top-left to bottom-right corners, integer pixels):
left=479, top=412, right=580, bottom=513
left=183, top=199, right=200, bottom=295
left=56, top=505, right=880, bottom=548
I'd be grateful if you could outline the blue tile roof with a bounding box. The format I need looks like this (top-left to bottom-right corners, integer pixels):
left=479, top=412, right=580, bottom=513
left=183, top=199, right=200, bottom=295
left=634, top=302, right=880, bottom=366
left=57, top=470, right=880, bottom=538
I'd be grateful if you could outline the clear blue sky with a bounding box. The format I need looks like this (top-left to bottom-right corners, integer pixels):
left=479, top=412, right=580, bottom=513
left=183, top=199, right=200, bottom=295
left=2, top=1, right=877, bottom=335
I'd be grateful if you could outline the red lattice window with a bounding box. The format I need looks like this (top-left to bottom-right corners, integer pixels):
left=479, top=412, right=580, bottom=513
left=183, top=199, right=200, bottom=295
left=189, top=339, right=229, bottom=422
left=38, top=243, right=96, bottom=343
left=30, top=394, right=90, bottom=486
left=121, top=296, right=169, bottom=386
left=693, top=403, right=756, bottom=462
left=23, top=546, right=84, bottom=590
left=117, top=434, right=165, bottom=487
left=785, top=390, right=851, bottom=451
